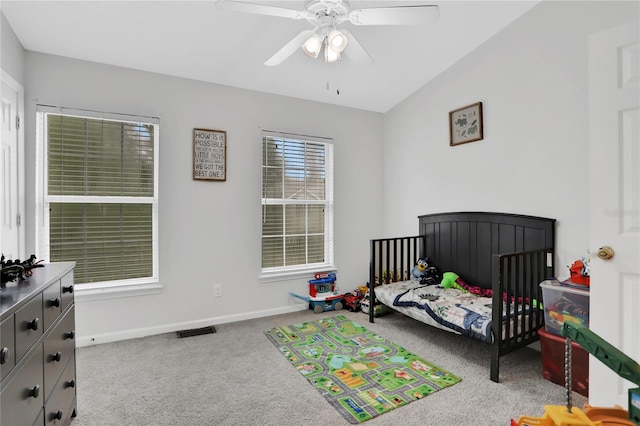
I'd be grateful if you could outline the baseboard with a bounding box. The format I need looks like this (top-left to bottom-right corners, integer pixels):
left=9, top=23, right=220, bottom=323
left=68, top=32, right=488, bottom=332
left=75, top=305, right=307, bottom=347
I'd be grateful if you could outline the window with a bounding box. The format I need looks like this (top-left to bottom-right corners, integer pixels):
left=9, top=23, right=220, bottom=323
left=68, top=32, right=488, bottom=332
left=36, top=106, right=159, bottom=287
left=261, top=132, right=334, bottom=274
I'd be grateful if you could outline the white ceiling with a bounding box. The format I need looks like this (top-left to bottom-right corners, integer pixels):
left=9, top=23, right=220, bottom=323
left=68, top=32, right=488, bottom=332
left=1, top=0, right=540, bottom=113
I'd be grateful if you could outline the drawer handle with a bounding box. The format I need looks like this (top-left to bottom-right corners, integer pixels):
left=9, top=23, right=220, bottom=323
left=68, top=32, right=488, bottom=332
left=27, top=318, right=40, bottom=331
left=51, top=351, right=62, bottom=362
left=62, top=285, right=74, bottom=294
left=30, top=384, right=40, bottom=399
left=65, top=331, right=76, bottom=340
left=65, top=379, right=76, bottom=389
left=0, top=347, right=10, bottom=364
left=49, top=297, right=61, bottom=308
left=53, top=410, right=63, bottom=421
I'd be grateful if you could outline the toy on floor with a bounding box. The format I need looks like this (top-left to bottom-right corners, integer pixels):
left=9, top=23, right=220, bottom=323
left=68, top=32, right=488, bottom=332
left=343, top=288, right=365, bottom=312
left=361, top=288, right=390, bottom=317
left=289, top=272, right=344, bottom=313
left=511, top=323, right=639, bottom=426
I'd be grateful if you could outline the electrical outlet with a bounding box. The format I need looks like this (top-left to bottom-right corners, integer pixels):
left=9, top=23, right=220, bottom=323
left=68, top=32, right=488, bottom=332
left=213, top=284, right=223, bottom=298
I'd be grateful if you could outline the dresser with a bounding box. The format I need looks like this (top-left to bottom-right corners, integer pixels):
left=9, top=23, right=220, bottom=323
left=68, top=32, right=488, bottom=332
left=1, top=262, right=77, bottom=426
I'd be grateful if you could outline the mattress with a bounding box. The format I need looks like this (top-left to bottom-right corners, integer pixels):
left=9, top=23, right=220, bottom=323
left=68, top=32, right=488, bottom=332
left=374, top=281, right=536, bottom=343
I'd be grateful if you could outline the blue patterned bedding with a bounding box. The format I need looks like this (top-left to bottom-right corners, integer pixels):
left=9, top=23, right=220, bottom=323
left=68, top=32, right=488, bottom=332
left=392, top=283, right=494, bottom=342
left=375, top=281, right=530, bottom=344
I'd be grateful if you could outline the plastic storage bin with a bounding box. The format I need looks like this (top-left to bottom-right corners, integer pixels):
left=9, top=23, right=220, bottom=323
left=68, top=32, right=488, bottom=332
left=540, top=279, right=590, bottom=337
left=539, top=326, right=589, bottom=397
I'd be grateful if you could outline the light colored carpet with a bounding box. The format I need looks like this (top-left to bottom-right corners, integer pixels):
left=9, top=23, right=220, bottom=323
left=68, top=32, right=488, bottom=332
left=72, top=309, right=587, bottom=425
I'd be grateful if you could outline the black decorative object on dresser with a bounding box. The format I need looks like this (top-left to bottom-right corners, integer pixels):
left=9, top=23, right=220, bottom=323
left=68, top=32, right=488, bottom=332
left=1, top=262, right=77, bottom=426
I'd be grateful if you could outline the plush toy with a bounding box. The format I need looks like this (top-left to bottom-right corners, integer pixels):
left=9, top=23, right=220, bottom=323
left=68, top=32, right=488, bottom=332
left=411, top=258, right=429, bottom=281
left=440, top=272, right=460, bottom=289
left=411, top=258, right=440, bottom=285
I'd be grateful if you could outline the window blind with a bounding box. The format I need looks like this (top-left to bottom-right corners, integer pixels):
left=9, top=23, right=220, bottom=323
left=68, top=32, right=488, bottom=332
left=47, top=114, right=154, bottom=197
left=37, top=107, right=158, bottom=285
left=261, top=132, right=333, bottom=271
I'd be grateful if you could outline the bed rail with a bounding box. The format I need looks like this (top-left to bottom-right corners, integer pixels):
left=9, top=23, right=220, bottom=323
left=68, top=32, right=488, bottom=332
left=490, top=248, right=552, bottom=381
left=369, top=236, right=424, bottom=323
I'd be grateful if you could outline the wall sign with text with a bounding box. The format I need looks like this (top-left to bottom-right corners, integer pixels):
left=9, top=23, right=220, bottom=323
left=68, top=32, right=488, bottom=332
left=193, top=128, right=226, bottom=181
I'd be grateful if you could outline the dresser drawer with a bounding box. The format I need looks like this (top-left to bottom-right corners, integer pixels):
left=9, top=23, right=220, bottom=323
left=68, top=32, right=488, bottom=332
left=44, top=354, right=76, bottom=425
left=32, top=408, right=44, bottom=426
left=60, top=272, right=74, bottom=312
left=0, top=344, right=44, bottom=426
left=43, top=307, right=75, bottom=400
left=15, top=294, right=44, bottom=362
left=1, top=316, right=15, bottom=380
left=43, top=280, right=62, bottom=332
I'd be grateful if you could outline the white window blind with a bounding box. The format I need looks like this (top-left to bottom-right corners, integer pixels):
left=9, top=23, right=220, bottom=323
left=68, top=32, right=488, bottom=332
left=36, top=106, right=159, bottom=285
left=261, top=132, right=334, bottom=273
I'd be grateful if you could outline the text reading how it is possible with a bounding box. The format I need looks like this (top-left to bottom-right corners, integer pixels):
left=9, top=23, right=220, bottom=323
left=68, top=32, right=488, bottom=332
left=193, top=128, right=226, bottom=181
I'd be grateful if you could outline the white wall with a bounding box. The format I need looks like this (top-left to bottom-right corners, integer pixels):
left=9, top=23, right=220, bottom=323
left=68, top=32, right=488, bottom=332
left=382, top=1, right=639, bottom=274
left=24, top=53, right=384, bottom=345
left=18, top=0, right=638, bottom=345
left=1, top=11, right=24, bottom=84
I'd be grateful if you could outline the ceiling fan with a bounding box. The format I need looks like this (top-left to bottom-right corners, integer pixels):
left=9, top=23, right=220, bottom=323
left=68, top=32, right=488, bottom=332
left=216, top=0, right=439, bottom=66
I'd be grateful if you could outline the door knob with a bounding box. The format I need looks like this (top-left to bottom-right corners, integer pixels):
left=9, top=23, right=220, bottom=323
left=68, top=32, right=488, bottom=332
left=597, top=246, right=615, bottom=260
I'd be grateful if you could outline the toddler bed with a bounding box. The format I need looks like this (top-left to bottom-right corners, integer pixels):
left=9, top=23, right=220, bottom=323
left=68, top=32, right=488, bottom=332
left=368, top=212, right=556, bottom=382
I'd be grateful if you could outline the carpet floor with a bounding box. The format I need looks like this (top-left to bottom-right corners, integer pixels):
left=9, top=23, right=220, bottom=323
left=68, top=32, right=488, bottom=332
left=71, top=309, right=587, bottom=425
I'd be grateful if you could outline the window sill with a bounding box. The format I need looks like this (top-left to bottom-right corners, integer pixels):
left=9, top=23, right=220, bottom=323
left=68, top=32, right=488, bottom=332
left=260, top=266, right=337, bottom=283
left=75, top=280, right=162, bottom=302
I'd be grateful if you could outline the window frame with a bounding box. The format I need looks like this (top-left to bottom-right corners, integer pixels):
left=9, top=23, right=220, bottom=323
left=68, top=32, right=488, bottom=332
left=35, top=105, right=161, bottom=300
left=260, top=130, right=335, bottom=279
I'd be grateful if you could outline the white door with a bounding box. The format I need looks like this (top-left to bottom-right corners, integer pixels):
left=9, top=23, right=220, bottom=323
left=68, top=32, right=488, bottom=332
left=588, top=18, right=640, bottom=407
left=0, top=75, right=23, bottom=260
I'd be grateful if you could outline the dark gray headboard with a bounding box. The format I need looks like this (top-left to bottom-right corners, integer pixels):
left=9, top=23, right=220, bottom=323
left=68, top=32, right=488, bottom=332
left=419, top=212, right=556, bottom=289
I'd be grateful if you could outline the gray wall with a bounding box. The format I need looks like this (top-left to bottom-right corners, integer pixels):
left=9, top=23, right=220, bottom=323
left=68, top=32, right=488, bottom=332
left=24, top=53, right=384, bottom=344
left=382, top=0, right=639, bottom=272
left=13, top=0, right=640, bottom=345
left=1, top=11, right=24, bottom=83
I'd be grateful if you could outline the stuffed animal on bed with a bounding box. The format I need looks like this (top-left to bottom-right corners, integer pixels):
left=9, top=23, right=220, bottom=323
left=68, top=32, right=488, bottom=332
left=411, top=258, right=429, bottom=281
left=440, top=272, right=462, bottom=289
left=411, top=258, right=440, bottom=285
left=440, top=272, right=493, bottom=297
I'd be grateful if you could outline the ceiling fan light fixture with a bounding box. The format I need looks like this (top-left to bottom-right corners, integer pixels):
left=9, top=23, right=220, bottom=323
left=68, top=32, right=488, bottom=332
left=301, top=33, right=324, bottom=59
left=324, top=38, right=341, bottom=63
left=327, top=29, right=348, bottom=53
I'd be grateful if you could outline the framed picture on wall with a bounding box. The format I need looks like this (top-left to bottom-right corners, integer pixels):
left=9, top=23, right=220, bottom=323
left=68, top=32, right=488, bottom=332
left=193, top=128, right=227, bottom=181
left=449, top=102, right=483, bottom=146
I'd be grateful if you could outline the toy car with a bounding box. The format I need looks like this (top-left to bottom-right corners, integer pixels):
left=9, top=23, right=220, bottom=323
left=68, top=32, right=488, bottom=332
left=343, top=290, right=363, bottom=312
left=361, top=289, right=390, bottom=317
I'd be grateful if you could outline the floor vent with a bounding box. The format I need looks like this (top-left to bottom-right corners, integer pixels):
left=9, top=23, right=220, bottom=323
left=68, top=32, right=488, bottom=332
left=176, top=326, right=217, bottom=338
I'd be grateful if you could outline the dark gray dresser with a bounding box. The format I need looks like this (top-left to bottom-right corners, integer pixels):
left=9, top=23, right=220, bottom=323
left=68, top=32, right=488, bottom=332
left=1, top=262, right=77, bottom=426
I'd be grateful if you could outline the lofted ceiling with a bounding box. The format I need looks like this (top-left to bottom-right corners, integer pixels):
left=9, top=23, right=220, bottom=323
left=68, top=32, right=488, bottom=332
left=1, top=0, right=540, bottom=113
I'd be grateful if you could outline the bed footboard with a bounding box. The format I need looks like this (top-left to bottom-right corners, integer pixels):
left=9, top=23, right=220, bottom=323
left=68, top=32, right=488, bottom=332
left=490, top=248, right=553, bottom=382
left=369, top=236, right=423, bottom=323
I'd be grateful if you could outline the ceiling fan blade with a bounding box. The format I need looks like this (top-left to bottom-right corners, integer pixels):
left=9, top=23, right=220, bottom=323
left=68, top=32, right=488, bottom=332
left=349, top=5, right=439, bottom=26
left=265, top=29, right=316, bottom=66
left=216, top=0, right=311, bottom=20
left=340, top=29, right=373, bottom=65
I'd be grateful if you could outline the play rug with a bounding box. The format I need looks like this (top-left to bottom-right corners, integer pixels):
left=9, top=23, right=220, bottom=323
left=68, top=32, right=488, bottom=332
left=264, top=315, right=461, bottom=424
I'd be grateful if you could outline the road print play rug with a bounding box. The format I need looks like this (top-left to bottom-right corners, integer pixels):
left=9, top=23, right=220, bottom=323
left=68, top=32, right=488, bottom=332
left=264, top=315, right=461, bottom=424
